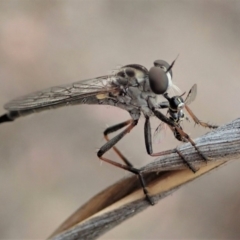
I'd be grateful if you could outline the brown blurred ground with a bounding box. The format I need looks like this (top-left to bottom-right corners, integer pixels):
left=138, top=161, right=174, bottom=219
left=0, top=1, right=240, bottom=239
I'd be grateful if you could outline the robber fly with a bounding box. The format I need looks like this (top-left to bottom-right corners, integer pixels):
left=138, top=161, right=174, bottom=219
left=0, top=59, right=215, bottom=205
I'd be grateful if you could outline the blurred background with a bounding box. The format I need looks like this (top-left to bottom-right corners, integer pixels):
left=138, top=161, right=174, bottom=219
left=0, top=1, right=240, bottom=239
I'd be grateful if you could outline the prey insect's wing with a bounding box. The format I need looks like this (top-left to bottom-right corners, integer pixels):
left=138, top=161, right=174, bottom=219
left=153, top=111, right=169, bottom=144
left=184, top=84, right=197, bottom=106
left=153, top=122, right=167, bottom=144
left=4, top=76, right=120, bottom=111
left=184, top=84, right=217, bottom=129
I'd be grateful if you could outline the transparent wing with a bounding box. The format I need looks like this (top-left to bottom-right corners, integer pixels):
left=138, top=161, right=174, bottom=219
left=153, top=122, right=167, bottom=144
left=166, top=82, right=181, bottom=96
left=184, top=84, right=197, bottom=106
left=4, top=75, right=120, bottom=111
left=153, top=111, right=169, bottom=144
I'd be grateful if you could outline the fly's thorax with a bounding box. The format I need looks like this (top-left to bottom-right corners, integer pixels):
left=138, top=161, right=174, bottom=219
left=113, top=64, right=148, bottom=85
left=116, top=94, right=131, bottom=104
left=126, top=86, right=150, bottom=109
left=140, top=91, right=157, bottom=100
left=141, top=106, right=153, bottom=117
left=129, top=108, right=141, bottom=120
left=121, top=64, right=148, bottom=84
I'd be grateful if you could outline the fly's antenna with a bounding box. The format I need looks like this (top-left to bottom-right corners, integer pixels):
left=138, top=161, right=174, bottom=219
left=166, top=54, right=179, bottom=74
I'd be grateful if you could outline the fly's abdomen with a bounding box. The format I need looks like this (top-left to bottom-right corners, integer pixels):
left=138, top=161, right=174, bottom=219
left=5, top=94, right=119, bottom=120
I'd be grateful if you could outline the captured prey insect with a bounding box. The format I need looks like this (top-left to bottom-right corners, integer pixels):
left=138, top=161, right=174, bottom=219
left=153, top=84, right=218, bottom=171
left=0, top=59, right=214, bottom=205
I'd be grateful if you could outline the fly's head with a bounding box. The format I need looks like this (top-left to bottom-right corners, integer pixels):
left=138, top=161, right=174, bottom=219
left=149, top=60, right=172, bottom=95
left=149, top=57, right=178, bottom=95
left=149, top=56, right=180, bottom=95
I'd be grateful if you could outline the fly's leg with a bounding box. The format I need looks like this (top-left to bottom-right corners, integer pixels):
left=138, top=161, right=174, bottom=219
left=144, top=116, right=197, bottom=172
left=150, top=109, right=210, bottom=171
left=98, top=119, right=154, bottom=205
left=103, top=120, right=134, bottom=167
left=152, top=109, right=208, bottom=160
left=175, top=148, right=197, bottom=173
left=185, top=105, right=218, bottom=129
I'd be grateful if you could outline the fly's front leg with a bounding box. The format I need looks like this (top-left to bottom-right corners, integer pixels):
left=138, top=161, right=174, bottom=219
left=152, top=108, right=208, bottom=160
left=144, top=116, right=197, bottom=172
left=185, top=105, right=218, bottom=129
left=151, top=108, right=210, bottom=170
left=97, top=119, right=154, bottom=205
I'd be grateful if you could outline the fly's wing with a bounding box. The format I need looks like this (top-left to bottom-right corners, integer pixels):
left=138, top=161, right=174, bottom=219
left=184, top=84, right=197, bottom=106
left=4, top=75, right=120, bottom=111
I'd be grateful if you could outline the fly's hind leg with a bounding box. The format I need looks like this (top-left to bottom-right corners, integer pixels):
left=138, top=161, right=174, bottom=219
left=98, top=119, right=154, bottom=205
left=103, top=120, right=134, bottom=167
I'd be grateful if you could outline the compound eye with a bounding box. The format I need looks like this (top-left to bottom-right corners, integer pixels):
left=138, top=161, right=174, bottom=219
left=154, top=59, right=173, bottom=78
left=149, top=66, right=169, bottom=94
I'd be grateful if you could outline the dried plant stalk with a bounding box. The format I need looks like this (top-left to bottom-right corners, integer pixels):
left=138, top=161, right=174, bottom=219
left=50, top=118, right=240, bottom=240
